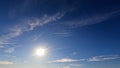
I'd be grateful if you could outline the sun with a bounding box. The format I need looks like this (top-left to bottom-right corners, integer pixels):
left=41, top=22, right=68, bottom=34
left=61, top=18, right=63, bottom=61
left=35, top=48, right=46, bottom=57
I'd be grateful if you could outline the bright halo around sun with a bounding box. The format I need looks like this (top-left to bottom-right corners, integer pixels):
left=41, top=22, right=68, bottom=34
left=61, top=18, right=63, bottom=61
left=35, top=48, right=46, bottom=57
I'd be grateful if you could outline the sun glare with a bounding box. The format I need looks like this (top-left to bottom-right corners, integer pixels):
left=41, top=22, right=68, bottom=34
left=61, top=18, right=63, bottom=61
left=35, top=48, right=46, bottom=57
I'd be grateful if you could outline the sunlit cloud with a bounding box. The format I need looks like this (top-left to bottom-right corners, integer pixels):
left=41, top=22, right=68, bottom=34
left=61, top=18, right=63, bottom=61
left=0, top=61, right=13, bottom=65
left=49, top=58, right=80, bottom=63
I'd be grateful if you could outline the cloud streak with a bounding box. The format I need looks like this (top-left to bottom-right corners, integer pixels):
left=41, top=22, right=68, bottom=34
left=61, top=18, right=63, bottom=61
left=52, top=58, right=79, bottom=63
left=0, top=61, right=13, bottom=65
left=49, top=58, right=84, bottom=63
left=66, top=9, right=120, bottom=28
left=49, top=55, right=120, bottom=63
left=54, top=32, right=71, bottom=37
left=88, top=55, right=120, bottom=62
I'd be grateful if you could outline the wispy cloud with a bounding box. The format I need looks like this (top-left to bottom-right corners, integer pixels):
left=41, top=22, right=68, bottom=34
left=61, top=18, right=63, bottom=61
left=49, top=55, right=120, bottom=63
left=65, top=9, right=120, bottom=28
left=0, top=38, right=14, bottom=48
left=4, top=47, right=15, bottom=53
left=31, top=34, right=42, bottom=41
left=0, top=10, right=68, bottom=48
left=88, top=55, right=120, bottom=62
left=0, top=42, right=13, bottom=48
left=4, top=55, right=16, bottom=58
left=57, top=64, right=81, bottom=68
left=49, top=58, right=84, bottom=63
left=54, top=58, right=79, bottom=62
left=54, top=32, right=71, bottom=37
left=0, top=61, right=13, bottom=65
left=26, top=10, right=67, bottom=29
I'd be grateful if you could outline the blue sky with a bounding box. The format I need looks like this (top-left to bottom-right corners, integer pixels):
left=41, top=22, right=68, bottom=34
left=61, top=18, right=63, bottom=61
left=0, top=0, right=120, bottom=68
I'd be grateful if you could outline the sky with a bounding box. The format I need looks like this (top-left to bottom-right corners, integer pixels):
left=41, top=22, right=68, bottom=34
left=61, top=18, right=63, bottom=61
left=0, top=0, right=120, bottom=68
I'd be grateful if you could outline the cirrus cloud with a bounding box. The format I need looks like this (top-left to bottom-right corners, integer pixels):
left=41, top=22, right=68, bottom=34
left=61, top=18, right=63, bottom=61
left=49, top=58, right=84, bottom=63
left=88, top=55, right=120, bottom=62
left=0, top=10, right=68, bottom=48
left=49, top=55, right=120, bottom=63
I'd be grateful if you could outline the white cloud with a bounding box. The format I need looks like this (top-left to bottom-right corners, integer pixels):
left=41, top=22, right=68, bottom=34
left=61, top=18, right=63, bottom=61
left=49, top=58, right=81, bottom=63
left=26, top=11, right=66, bottom=30
left=27, top=18, right=40, bottom=30
left=88, top=55, right=120, bottom=62
left=0, top=61, right=13, bottom=65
